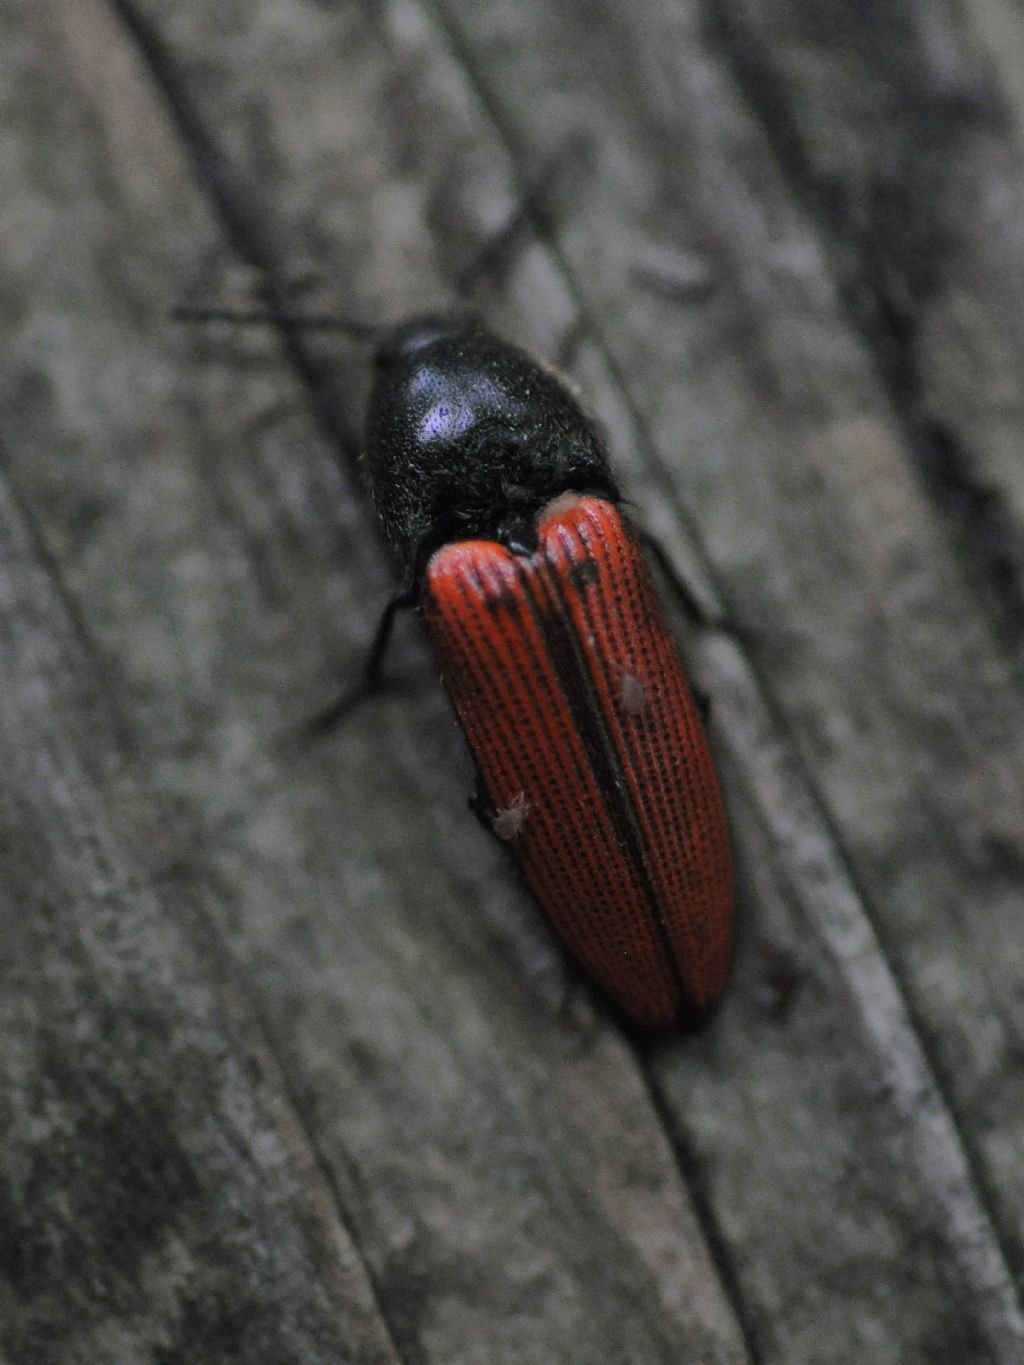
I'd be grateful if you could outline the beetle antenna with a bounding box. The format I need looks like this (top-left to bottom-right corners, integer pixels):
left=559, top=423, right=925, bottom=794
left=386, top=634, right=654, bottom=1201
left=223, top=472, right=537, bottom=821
left=453, top=134, right=587, bottom=298
left=170, top=303, right=381, bottom=340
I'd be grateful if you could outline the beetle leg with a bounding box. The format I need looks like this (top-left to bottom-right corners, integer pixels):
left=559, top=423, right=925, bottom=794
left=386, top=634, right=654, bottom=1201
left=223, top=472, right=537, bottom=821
left=303, top=589, right=417, bottom=736
left=453, top=136, right=585, bottom=298
left=635, top=528, right=724, bottom=630
left=692, top=685, right=712, bottom=724
left=467, top=773, right=498, bottom=836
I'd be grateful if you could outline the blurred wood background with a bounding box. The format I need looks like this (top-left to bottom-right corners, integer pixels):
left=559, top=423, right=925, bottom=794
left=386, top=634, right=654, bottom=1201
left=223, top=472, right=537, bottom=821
left=2, top=0, right=1024, bottom=1361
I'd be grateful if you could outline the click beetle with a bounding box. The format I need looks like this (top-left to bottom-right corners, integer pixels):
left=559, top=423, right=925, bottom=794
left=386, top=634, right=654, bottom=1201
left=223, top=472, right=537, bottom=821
left=178, top=300, right=734, bottom=1026
left=362, top=312, right=733, bottom=1027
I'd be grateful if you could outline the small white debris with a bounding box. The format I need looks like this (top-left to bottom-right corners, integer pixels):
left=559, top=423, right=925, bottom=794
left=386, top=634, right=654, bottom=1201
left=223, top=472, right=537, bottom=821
left=620, top=671, right=648, bottom=717
left=493, top=791, right=531, bottom=841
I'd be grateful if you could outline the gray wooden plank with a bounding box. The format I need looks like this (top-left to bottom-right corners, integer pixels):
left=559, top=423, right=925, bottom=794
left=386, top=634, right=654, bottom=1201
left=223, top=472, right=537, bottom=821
left=428, top=0, right=1024, bottom=1336
left=0, top=480, right=403, bottom=1365
left=3, top=0, right=1022, bottom=1359
left=662, top=629, right=1024, bottom=1362
left=963, top=0, right=1024, bottom=137
left=707, top=0, right=1024, bottom=631
left=0, top=1, right=751, bottom=1361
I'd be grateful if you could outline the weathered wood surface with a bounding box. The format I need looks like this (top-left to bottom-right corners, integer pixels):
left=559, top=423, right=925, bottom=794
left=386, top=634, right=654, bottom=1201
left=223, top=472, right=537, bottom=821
left=2, top=0, right=1022, bottom=1361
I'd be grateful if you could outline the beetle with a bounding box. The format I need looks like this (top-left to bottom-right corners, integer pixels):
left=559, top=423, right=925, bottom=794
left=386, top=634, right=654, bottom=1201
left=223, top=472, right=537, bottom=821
left=178, top=299, right=733, bottom=1026
left=360, top=311, right=733, bottom=1027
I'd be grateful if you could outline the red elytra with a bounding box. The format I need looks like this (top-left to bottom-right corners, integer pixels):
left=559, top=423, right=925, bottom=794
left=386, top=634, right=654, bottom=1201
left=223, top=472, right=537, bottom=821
left=424, top=493, right=733, bottom=1027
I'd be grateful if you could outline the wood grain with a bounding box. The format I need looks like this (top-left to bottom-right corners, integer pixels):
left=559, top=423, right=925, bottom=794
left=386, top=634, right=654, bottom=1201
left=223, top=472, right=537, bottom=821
left=1, top=0, right=1022, bottom=1360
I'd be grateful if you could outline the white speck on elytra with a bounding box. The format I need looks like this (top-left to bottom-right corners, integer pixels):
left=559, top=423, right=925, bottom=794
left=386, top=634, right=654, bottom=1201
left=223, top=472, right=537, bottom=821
left=620, top=672, right=648, bottom=717
left=492, top=791, right=531, bottom=841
